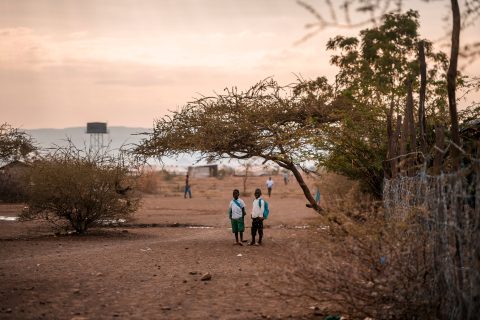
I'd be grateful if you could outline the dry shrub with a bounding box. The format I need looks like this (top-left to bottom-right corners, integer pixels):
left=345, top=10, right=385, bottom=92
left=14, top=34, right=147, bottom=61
left=271, top=192, right=437, bottom=319
left=384, top=166, right=480, bottom=320
left=161, top=169, right=176, bottom=181
left=0, top=173, right=28, bottom=202
left=136, top=169, right=159, bottom=194
left=20, top=144, right=141, bottom=234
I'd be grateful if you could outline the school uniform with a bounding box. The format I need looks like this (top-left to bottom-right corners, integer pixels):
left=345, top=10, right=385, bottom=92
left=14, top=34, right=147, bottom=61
left=229, top=198, right=246, bottom=233
left=266, top=179, right=274, bottom=196
left=251, top=197, right=265, bottom=243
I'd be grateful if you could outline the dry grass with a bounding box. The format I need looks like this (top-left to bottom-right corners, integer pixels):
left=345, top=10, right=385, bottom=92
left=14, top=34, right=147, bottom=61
left=136, top=170, right=160, bottom=194
left=264, top=178, right=439, bottom=319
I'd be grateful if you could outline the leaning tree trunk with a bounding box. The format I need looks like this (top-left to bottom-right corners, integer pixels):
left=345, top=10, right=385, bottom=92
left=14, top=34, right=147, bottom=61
left=285, top=162, right=321, bottom=212
left=447, top=0, right=461, bottom=168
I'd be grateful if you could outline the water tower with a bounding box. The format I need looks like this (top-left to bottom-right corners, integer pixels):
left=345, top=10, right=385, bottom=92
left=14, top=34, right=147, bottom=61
left=86, top=122, right=108, bottom=151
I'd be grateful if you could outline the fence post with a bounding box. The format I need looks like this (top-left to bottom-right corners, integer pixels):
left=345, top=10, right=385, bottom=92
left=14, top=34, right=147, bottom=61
left=433, top=125, right=445, bottom=175
left=386, top=100, right=396, bottom=179
left=406, top=81, right=416, bottom=176
left=418, top=41, right=428, bottom=153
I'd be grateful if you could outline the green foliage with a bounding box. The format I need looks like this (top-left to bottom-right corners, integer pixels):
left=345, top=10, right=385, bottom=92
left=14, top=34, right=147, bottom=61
left=0, top=123, right=36, bottom=162
left=316, top=10, right=450, bottom=197
left=21, top=144, right=140, bottom=234
left=458, top=77, right=480, bottom=123
left=316, top=107, right=387, bottom=196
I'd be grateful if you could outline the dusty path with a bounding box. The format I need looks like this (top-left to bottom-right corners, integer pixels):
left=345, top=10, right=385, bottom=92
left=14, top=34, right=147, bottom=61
left=0, top=175, right=337, bottom=319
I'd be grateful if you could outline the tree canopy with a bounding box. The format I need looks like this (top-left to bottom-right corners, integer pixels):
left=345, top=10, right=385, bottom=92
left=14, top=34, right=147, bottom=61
left=136, top=78, right=343, bottom=211
left=313, top=10, right=454, bottom=196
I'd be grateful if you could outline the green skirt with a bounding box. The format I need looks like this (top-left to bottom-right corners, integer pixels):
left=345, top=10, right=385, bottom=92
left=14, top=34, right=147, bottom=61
left=230, top=217, right=245, bottom=233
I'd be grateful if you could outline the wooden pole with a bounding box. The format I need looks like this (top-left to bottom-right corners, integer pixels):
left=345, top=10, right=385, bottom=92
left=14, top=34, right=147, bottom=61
left=418, top=40, right=428, bottom=153
left=447, top=0, right=461, bottom=168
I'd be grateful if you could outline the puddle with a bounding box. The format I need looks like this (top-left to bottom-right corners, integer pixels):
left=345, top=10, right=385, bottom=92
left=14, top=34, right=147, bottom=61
left=0, top=216, right=19, bottom=221
left=273, top=224, right=329, bottom=230
left=107, top=222, right=215, bottom=229
left=99, top=219, right=127, bottom=225
left=186, top=226, right=214, bottom=229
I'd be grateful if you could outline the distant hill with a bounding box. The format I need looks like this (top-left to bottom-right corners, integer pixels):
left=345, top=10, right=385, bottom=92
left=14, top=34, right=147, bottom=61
left=25, top=126, right=201, bottom=167
left=26, top=126, right=151, bottom=151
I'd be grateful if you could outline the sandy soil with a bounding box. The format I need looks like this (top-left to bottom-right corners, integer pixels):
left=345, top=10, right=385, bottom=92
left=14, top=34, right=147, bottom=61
left=0, top=175, right=341, bottom=320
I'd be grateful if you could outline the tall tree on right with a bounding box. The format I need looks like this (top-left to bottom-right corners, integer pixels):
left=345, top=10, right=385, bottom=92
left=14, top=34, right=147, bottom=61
left=315, top=10, right=448, bottom=196
left=447, top=0, right=461, bottom=168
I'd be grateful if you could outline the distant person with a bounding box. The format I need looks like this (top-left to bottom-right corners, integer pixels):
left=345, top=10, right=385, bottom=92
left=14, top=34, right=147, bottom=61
left=283, top=172, right=289, bottom=185
left=266, top=177, right=274, bottom=197
left=228, top=189, right=247, bottom=245
left=184, top=174, right=192, bottom=199
left=306, top=187, right=321, bottom=210
left=250, top=188, right=265, bottom=246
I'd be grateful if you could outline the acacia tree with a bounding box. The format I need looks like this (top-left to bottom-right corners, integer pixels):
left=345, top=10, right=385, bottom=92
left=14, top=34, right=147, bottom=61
left=136, top=78, right=342, bottom=212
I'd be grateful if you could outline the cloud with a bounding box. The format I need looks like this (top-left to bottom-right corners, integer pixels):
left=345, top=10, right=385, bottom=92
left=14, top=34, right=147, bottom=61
left=67, top=31, right=88, bottom=38
left=0, top=27, right=57, bottom=68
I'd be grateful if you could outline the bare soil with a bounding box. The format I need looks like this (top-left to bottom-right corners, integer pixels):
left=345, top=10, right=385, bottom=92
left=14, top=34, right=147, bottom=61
left=0, top=175, right=344, bottom=320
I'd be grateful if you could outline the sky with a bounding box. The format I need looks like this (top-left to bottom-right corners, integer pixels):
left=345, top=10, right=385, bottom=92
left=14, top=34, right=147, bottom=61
left=1, top=0, right=479, bottom=129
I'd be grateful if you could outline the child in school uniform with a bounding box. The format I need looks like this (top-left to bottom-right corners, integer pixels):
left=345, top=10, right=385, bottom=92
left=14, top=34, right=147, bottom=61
left=228, top=189, right=247, bottom=245
left=250, top=188, right=265, bottom=246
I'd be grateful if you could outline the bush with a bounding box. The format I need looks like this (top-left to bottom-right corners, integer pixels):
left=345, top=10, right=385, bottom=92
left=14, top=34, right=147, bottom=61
left=269, top=193, right=436, bottom=319
left=161, top=169, right=175, bottom=181
left=20, top=145, right=140, bottom=234
left=0, top=173, right=28, bottom=202
left=136, top=169, right=159, bottom=194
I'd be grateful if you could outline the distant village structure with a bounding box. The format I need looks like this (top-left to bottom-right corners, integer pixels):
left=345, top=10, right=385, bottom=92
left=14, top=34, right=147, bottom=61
left=187, top=164, right=218, bottom=178
left=234, top=164, right=279, bottom=176
left=86, top=122, right=108, bottom=152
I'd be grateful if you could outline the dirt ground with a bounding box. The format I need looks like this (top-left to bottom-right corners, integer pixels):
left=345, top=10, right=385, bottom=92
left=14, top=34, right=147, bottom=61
left=0, top=174, right=344, bottom=320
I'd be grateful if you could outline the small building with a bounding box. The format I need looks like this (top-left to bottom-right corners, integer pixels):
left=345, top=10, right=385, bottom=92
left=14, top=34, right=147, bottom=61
left=187, top=164, right=218, bottom=178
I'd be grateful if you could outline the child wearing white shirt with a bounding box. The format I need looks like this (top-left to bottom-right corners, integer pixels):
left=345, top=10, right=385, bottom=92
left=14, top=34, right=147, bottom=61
left=250, top=188, right=265, bottom=245
left=228, top=189, right=247, bottom=245
left=266, top=177, right=274, bottom=197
